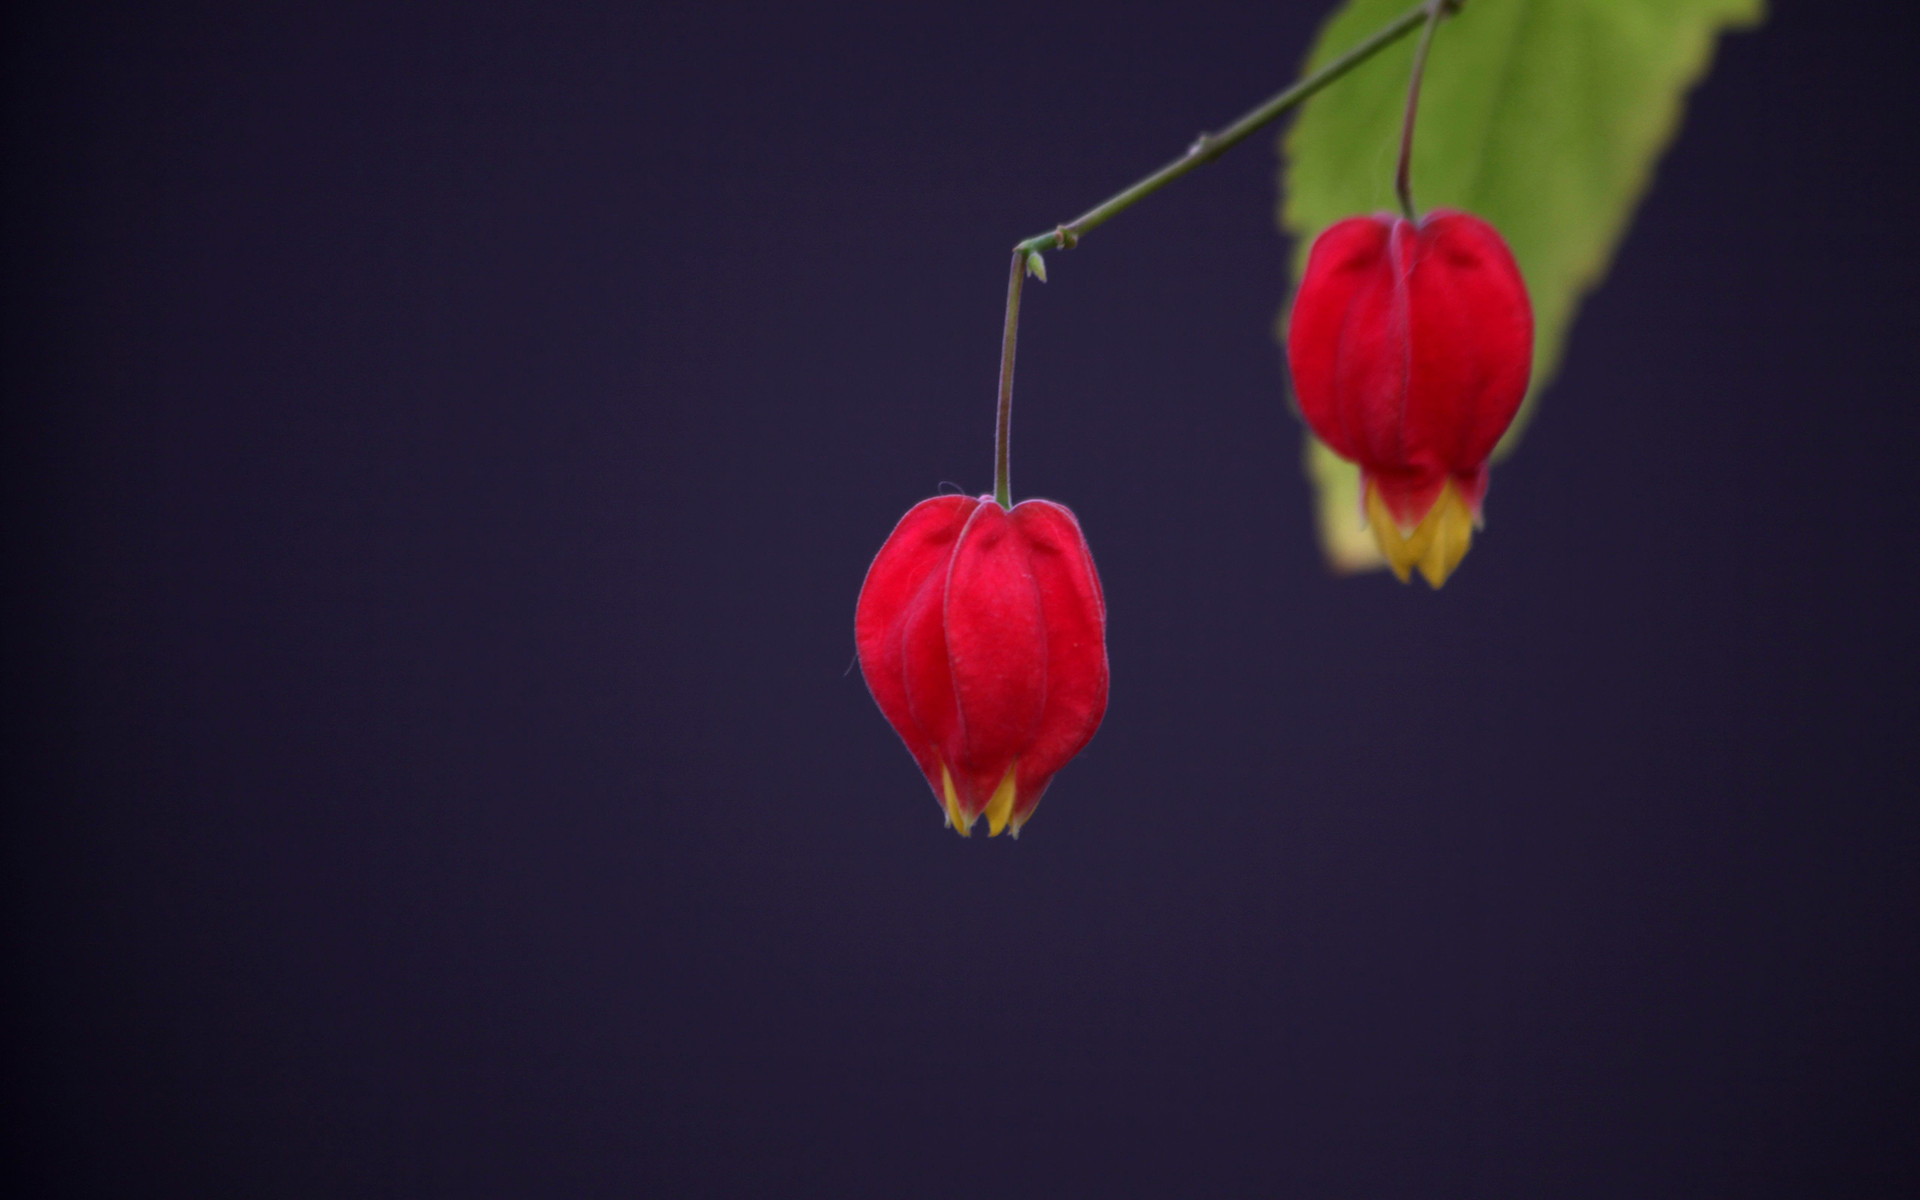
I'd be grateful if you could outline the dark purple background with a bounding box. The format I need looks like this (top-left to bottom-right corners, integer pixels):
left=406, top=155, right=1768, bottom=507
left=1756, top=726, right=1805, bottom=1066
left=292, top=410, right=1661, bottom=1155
left=6, top=1, right=1917, bottom=1195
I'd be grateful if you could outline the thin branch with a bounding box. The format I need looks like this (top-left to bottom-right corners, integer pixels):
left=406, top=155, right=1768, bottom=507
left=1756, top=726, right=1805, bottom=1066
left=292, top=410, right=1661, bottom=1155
left=1014, top=0, right=1446, bottom=259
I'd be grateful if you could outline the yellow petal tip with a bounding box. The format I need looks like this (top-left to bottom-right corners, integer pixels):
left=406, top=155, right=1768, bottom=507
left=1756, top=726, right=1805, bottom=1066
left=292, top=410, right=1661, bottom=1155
left=1365, top=480, right=1474, bottom=589
left=983, top=763, right=1017, bottom=838
left=940, top=763, right=972, bottom=837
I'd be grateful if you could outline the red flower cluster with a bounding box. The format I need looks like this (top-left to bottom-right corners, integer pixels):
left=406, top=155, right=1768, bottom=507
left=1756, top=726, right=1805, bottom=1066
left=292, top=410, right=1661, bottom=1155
left=1288, top=210, right=1533, bottom=586
left=856, top=495, right=1107, bottom=837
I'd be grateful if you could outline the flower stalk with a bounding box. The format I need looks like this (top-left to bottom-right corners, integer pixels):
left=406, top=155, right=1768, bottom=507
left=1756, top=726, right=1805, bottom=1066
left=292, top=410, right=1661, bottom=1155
left=1395, top=0, right=1458, bottom=221
left=993, top=249, right=1026, bottom=508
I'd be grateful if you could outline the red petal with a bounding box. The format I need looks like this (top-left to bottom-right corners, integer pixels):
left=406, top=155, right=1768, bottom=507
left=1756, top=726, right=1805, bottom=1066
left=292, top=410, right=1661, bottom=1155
left=1008, top=500, right=1108, bottom=826
left=854, top=495, right=977, bottom=796
left=900, top=554, right=961, bottom=792
left=1404, top=211, right=1533, bottom=472
left=1288, top=215, right=1398, bottom=468
left=936, top=499, right=1044, bottom=810
left=942, top=500, right=1047, bottom=811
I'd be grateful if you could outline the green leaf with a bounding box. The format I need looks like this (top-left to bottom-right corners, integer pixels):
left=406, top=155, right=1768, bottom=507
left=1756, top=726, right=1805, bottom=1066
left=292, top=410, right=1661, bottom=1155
left=1279, top=0, right=1763, bottom=571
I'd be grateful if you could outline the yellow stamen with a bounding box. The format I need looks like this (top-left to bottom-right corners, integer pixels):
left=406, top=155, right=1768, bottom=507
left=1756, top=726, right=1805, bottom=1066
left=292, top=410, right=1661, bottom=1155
left=983, top=762, right=1018, bottom=837
left=1364, top=479, right=1476, bottom=588
left=940, top=763, right=972, bottom=837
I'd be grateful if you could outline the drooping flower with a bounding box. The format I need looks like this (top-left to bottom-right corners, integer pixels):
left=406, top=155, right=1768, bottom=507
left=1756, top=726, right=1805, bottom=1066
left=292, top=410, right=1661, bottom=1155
left=856, top=495, right=1107, bottom=837
left=1287, top=210, right=1533, bottom=587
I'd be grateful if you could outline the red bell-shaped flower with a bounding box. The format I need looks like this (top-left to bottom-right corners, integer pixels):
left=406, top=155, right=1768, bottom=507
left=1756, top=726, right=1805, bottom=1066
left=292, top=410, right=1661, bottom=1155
left=1288, top=210, right=1533, bottom=586
left=856, top=494, right=1107, bottom=837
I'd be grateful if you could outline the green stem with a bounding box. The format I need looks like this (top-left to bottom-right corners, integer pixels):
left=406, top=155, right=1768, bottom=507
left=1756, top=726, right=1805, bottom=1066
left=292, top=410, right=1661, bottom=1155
left=1013, top=0, right=1441, bottom=259
left=993, top=249, right=1025, bottom=508
left=1395, top=0, right=1453, bottom=221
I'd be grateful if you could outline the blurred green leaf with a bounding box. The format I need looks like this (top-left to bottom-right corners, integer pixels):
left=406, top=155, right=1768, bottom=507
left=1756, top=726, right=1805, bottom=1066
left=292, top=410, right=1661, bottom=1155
left=1280, top=0, right=1763, bottom=572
